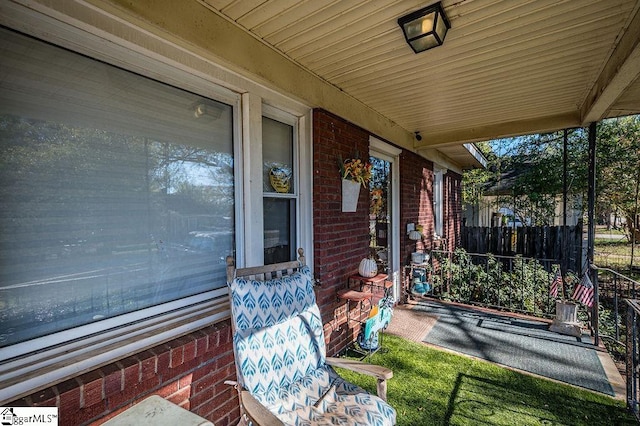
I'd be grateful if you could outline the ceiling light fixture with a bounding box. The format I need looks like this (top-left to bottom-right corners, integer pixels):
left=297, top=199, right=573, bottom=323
left=398, top=2, right=450, bottom=53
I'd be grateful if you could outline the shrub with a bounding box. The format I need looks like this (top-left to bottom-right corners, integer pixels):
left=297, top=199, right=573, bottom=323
left=431, top=248, right=559, bottom=317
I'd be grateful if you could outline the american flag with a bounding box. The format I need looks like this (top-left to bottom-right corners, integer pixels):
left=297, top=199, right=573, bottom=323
left=549, top=270, right=562, bottom=298
left=572, top=273, right=595, bottom=308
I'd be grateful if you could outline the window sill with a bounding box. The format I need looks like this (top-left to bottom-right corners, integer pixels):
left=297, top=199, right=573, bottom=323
left=0, top=289, right=230, bottom=405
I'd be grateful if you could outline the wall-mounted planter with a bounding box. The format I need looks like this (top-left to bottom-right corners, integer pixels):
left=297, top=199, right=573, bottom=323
left=341, top=179, right=361, bottom=212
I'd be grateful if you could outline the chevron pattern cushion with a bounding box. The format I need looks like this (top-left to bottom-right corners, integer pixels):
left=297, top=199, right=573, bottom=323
left=230, top=265, right=396, bottom=426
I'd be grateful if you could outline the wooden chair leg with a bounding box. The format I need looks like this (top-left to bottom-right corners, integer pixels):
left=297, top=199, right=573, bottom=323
left=377, top=378, right=388, bottom=402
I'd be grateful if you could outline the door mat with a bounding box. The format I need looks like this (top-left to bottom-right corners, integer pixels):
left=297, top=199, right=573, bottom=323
left=418, top=300, right=614, bottom=396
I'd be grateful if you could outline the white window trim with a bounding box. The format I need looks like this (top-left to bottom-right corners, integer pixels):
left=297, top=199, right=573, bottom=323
left=261, top=106, right=301, bottom=264
left=0, top=0, right=313, bottom=404
left=242, top=101, right=311, bottom=268
left=299, top=111, right=314, bottom=269
left=433, top=166, right=447, bottom=238
left=242, top=92, right=264, bottom=266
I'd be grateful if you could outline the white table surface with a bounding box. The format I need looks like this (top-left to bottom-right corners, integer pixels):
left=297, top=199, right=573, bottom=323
left=102, top=395, right=214, bottom=426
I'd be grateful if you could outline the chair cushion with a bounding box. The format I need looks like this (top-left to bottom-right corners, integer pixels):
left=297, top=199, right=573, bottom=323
left=273, top=365, right=396, bottom=426
left=230, top=266, right=326, bottom=400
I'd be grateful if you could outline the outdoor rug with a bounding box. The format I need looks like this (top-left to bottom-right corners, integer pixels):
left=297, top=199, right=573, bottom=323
left=418, top=300, right=615, bottom=396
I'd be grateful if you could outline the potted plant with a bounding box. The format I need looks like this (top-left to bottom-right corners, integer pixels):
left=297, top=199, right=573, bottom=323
left=339, top=154, right=371, bottom=212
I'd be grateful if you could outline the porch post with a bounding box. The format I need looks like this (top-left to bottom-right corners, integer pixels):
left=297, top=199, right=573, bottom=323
left=587, top=121, right=599, bottom=346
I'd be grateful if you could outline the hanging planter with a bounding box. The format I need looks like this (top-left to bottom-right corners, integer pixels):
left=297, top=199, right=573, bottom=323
left=338, top=154, right=371, bottom=213
left=342, top=179, right=361, bottom=212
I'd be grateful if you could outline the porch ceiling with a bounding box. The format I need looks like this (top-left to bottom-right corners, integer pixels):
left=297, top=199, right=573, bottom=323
left=199, top=0, right=640, bottom=155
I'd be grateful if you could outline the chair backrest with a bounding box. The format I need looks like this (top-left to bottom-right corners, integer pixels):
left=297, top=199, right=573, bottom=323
left=226, top=249, right=326, bottom=406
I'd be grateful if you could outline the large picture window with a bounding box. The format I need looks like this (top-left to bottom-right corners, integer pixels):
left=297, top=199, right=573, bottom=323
left=0, top=28, right=235, bottom=348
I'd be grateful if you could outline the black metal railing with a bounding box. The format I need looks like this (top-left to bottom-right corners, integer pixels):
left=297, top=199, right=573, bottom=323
left=413, top=252, right=640, bottom=417
left=625, top=299, right=640, bottom=420
left=593, top=265, right=640, bottom=341
left=418, top=249, right=562, bottom=318
left=590, top=265, right=640, bottom=419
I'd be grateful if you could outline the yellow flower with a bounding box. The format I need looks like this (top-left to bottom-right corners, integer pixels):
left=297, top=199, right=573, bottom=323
left=341, top=157, right=372, bottom=185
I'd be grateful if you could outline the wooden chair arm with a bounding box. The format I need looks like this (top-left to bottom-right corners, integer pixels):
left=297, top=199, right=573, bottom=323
left=325, top=357, right=393, bottom=401
left=325, top=357, right=393, bottom=380
left=241, top=390, right=284, bottom=426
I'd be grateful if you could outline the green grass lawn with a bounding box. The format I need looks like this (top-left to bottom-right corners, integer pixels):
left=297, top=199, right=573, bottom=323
left=336, top=334, right=636, bottom=425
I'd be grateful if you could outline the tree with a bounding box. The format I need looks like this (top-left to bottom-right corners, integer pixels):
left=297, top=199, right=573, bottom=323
left=596, top=116, right=640, bottom=241
left=463, top=131, right=588, bottom=227
left=462, top=116, right=640, bottom=232
left=462, top=141, right=499, bottom=224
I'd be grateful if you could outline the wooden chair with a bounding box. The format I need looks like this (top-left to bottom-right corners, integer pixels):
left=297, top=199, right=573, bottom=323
left=225, top=248, right=396, bottom=425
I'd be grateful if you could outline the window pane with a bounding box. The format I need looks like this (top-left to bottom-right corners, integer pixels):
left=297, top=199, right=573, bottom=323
left=0, top=29, right=234, bottom=347
left=262, top=117, right=293, bottom=194
left=263, top=198, right=296, bottom=264
left=370, top=156, right=391, bottom=274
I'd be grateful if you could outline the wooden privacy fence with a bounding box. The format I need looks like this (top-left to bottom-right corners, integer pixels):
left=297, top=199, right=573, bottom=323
left=460, top=224, right=583, bottom=273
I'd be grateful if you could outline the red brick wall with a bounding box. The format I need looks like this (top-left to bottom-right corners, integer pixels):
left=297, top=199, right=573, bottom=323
left=399, top=150, right=435, bottom=300
left=311, top=110, right=463, bottom=351
left=7, top=321, right=239, bottom=426
left=444, top=171, right=463, bottom=250
left=312, top=109, right=373, bottom=355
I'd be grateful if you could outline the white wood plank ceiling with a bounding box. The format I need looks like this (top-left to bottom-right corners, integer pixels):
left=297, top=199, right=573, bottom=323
left=200, top=0, right=640, bottom=153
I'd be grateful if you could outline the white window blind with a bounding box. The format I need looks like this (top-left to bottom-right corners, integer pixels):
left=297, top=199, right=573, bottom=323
left=0, top=27, right=235, bottom=349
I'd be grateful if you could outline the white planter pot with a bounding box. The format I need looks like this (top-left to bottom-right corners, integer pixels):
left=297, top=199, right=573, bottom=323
left=549, top=300, right=581, bottom=337
left=555, top=300, right=578, bottom=322
left=341, top=179, right=361, bottom=212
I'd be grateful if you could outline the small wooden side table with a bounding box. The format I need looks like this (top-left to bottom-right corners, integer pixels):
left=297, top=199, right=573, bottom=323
left=340, top=274, right=392, bottom=359
left=348, top=273, right=391, bottom=302
left=337, top=287, right=373, bottom=328
left=337, top=288, right=373, bottom=302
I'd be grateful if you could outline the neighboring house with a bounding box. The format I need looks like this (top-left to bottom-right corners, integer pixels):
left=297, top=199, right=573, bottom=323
left=465, top=195, right=583, bottom=228
left=0, top=2, right=483, bottom=424
left=464, top=168, right=582, bottom=228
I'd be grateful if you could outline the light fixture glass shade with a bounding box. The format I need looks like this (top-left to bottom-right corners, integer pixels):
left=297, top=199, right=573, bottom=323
left=435, top=9, right=449, bottom=37
left=410, top=34, right=439, bottom=53
left=398, top=2, right=450, bottom=53
left=403, top=12, right=435, bottom=39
